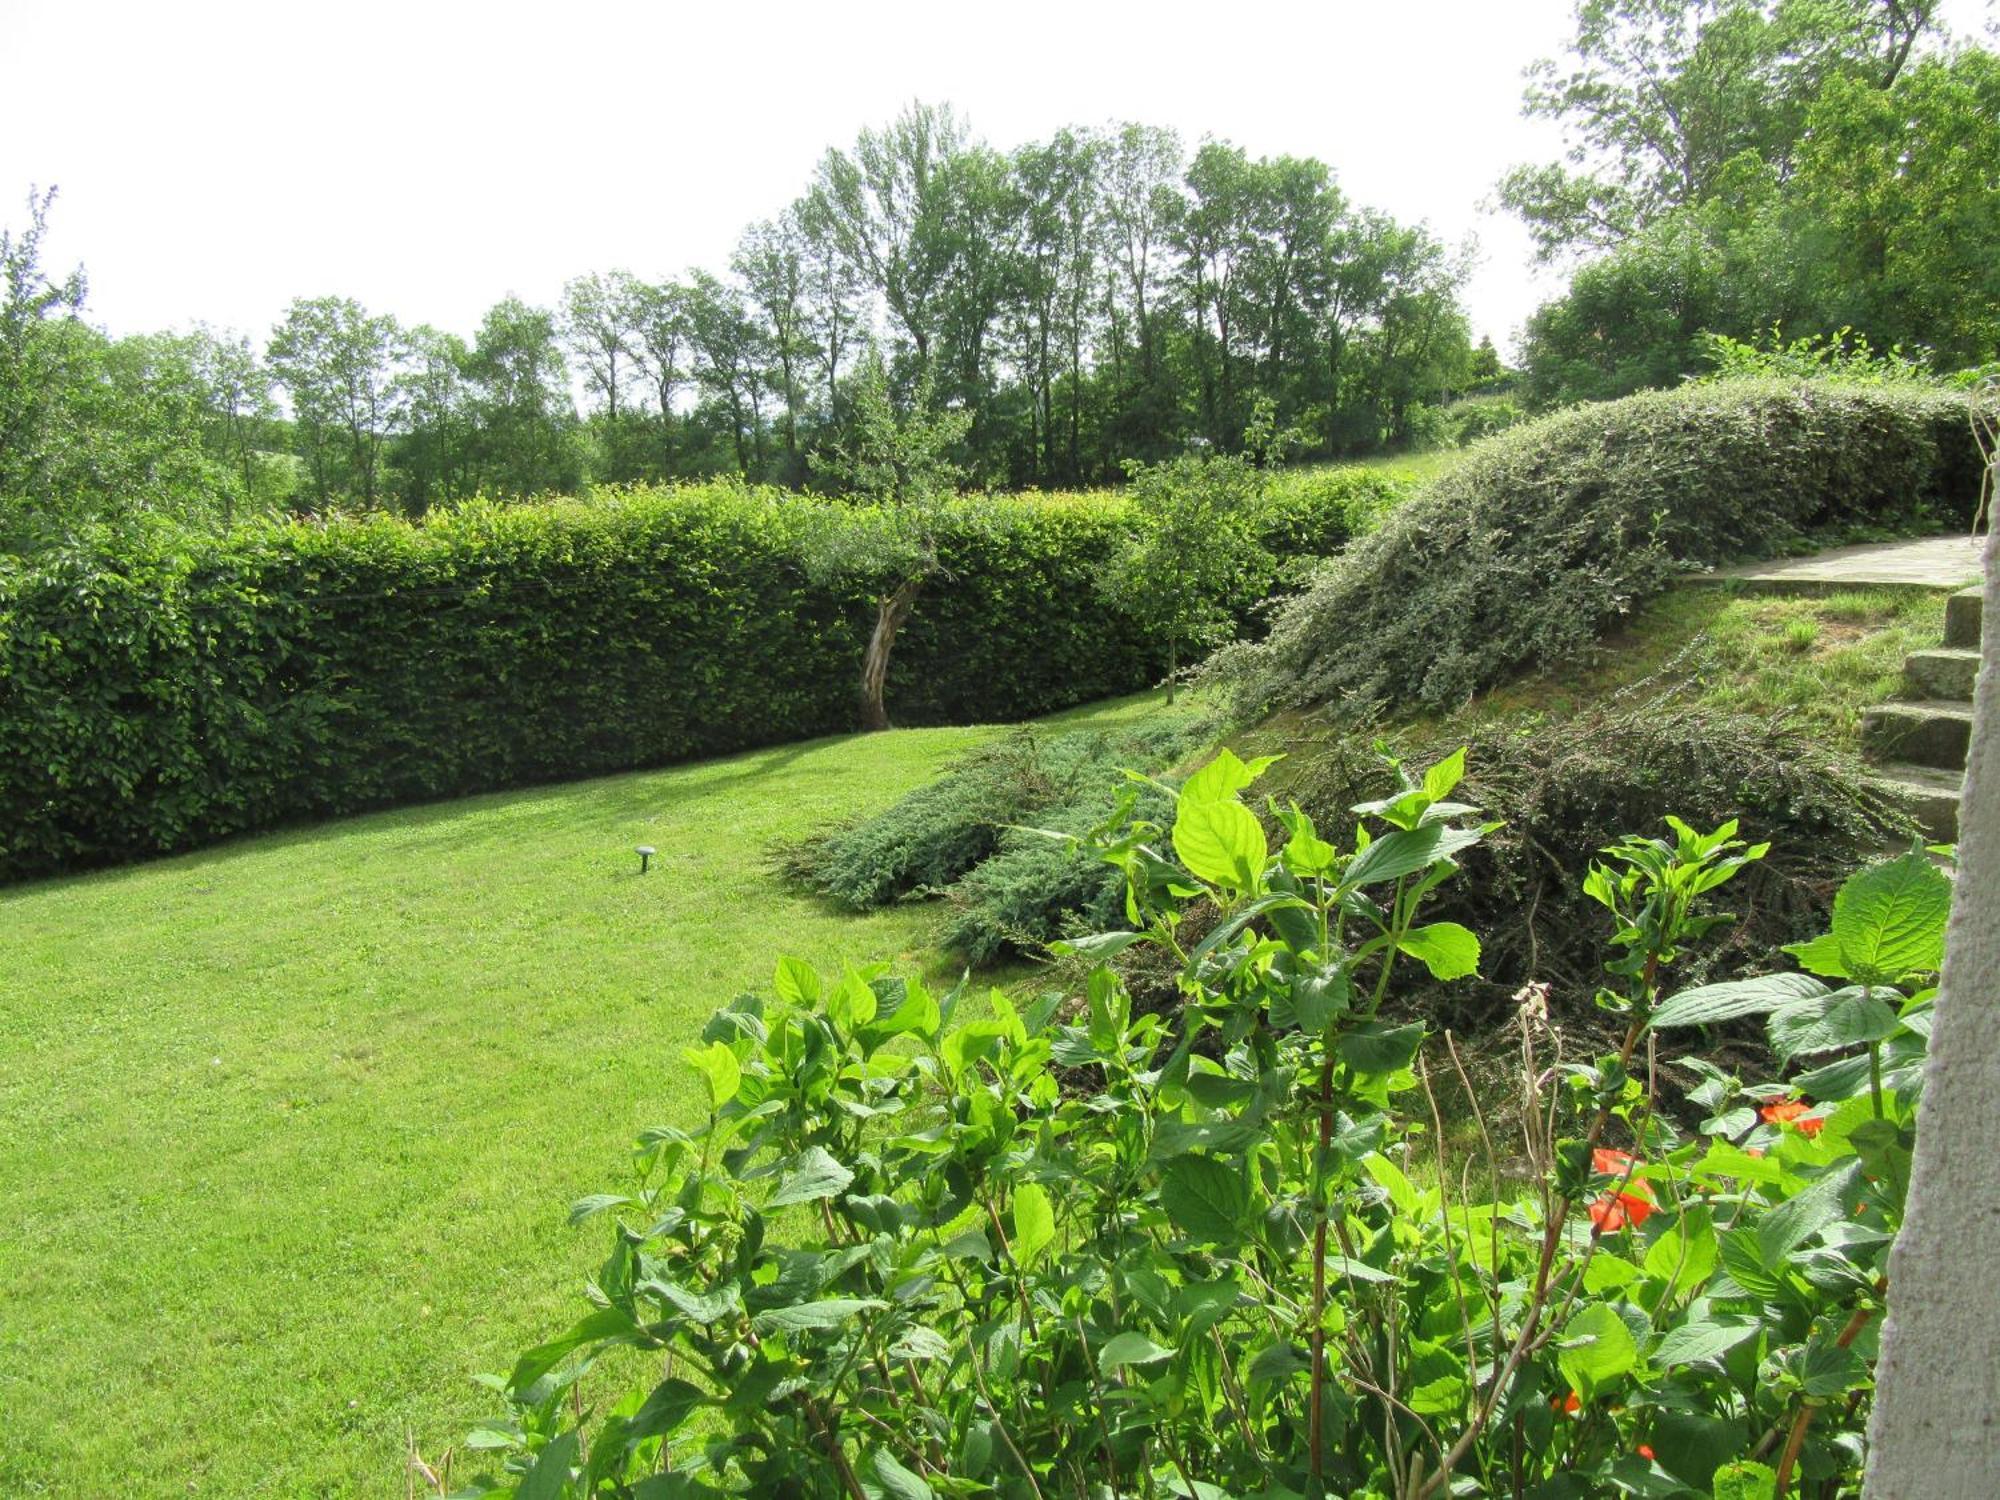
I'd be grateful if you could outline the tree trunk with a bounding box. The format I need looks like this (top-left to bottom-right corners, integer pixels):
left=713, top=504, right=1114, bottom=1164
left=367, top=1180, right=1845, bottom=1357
left=859, top=577, right=923, bottom=733
left=1865, top=525, right=1999, bottom=1498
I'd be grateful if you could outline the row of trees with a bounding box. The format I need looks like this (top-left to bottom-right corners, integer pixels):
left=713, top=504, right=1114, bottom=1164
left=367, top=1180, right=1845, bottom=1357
left=1, top=113, right=1484, bottom=544
left=1508, top=0, right=1999, bottom=403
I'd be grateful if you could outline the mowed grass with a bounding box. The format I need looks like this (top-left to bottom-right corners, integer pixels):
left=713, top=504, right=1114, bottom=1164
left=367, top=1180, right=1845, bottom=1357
left=0, top=692, right=1173, bottom=1497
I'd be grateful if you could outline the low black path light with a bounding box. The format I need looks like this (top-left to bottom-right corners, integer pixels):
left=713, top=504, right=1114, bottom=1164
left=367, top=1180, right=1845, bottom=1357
left=636, top=845, right=656, bottom=874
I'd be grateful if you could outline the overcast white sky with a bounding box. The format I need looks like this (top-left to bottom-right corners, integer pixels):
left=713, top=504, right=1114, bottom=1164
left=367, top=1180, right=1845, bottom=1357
left=2, top=0, right=1990, bottom=359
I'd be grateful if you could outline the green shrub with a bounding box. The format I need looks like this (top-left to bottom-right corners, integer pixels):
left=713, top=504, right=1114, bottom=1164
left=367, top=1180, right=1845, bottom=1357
left=1254, top=465, right=1413, bottom=554
left=780, top=719, right=1206, bottom=911
left=1210, top=380, right=1983, bottom=714
left=1284, top=690, right=1915, bottom=1024
left=458, top=752, right=1937, bottom=1499
left=1444, top=396, right=1525, bottom=446
left=940, top=777, right=1177, bottom=963
left=0, top=486, right=1269, bottom=881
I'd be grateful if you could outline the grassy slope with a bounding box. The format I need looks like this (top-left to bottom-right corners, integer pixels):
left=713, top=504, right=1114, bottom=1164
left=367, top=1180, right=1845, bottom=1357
left=1476, top=585, right=1948, bottom=744
left=0, top=692, right=1170, bottom=1497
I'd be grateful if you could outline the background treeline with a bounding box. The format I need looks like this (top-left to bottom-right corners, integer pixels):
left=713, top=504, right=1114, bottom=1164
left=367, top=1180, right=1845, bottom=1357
left=1508, top=0, right=2000, bottom=404
left=6, top=3, right=1992, bottom=556
left=0, top=111, right=1484, bottom=552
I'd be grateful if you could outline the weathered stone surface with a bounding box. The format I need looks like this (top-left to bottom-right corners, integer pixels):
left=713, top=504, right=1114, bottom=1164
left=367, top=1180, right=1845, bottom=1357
left=1865, top=526, right=1998, bottom=1498
left=1945, top=584, right=1984, bottom=650
left=1860, top=701, right=1975, bottom=771
left=1865, top=762, right=1964, bottom=844
left=1699, top=533, right=1983, bottom=593
left=1903, top=647, right=1981, bottom=702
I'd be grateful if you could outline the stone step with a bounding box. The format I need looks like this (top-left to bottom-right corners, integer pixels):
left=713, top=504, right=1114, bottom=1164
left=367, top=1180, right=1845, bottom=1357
left=1904, top=647, right=1981, bottom=702
left=1861, top=700, right=1976, bottom=771
left=1866, top=762, right=1965, bottom=844
left=1945, top=584, right=1984, bottom=650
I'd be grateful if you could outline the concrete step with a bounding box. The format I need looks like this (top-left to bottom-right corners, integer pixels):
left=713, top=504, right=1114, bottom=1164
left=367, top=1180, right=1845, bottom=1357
left=1866, top=762, right=1964, bottom=844
left=1904, top=647, right=1981, bottom=702
left=1861, top=700, right=1976, bottom=771
left=1945, top=584, right=1984, bottom=650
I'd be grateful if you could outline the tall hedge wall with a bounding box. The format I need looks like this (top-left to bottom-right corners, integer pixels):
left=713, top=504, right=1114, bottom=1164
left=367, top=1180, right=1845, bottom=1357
left=0, top=477, right=1381, bottom=881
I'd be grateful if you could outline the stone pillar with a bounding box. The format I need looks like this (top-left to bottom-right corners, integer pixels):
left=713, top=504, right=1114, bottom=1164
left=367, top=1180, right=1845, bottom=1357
left=1865, top=522, right=2000, bottom=1498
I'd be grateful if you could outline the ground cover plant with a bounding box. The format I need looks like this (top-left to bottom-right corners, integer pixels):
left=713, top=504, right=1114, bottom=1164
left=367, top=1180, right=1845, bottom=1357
left=1209, top=380, right=1984, bottom=717
left=0, top=691, right=1173, bottom=1496
left=1281, top=693, right=1912, bottom=1034
left=781, top=716, right=1212, bottom=914
left=456, top=750, right=1943, bottom=1497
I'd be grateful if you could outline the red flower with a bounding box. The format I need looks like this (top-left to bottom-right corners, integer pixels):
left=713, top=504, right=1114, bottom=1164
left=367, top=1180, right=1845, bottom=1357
left=1588, top=1190, right=1655, bottom=1233
left=1761, top=1098, right=1825, bottom=1137
left=1551, top=1389, right=1582, bottom=1414
left=1637, top=1444, right=1656, bottom=1462
left=1593, top=1146, right=1639, bottom=1177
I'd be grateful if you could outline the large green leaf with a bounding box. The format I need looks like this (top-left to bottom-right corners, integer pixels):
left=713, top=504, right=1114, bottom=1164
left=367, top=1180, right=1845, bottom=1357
left=1159, top=1154, right=1250, bottom=1244
left=1756, top=1161, right=1860, bottom=1264
left=1179, top=748, right=1282, bottom=805
left=1651, top=1317, right=1756, bottom=1368
left=1339, top=1020, right=1425, bottom=1076
left=1825, top=850, right=1951, bottom=981
left=1711, top=1460, right=1778, bottom=1500
left=1099, top=1331, right=1173, bottom=1372
left=751, top=1298, right=886, bottom=1334
left=1649, top=973, right=1825, bottom=1029
left=1011, top=1182, right=1056, bottom=1269
left=1422, top=747, right=1467, bottom=803
left=681, top=1040, right=739, bottom=1112
left=1396, top=921, right=1480, bottom=981
left=625, top=1378, right=707, bottom=1443
left=647, top=1279, right=742, bottom=1326
left=516, top=1430, right=579, bottom=1500
left=872, top=1447, right=936, bottom=1500
left=1173, top=796, right=1268, bottom=890
left=507, top=1306, right=635, bottom=1393
left=766, top=1145, right=854, bottom=1208
left=1343, top=823, right=1483, bottom=888
left=1768, top=990, right=1901, bottom=1062
left=1558, top=1303, right=1638, bottom=1397
left=773, top=955, right=821, bottom=1007
left=1642, top=1208, right=1718, bottom=1297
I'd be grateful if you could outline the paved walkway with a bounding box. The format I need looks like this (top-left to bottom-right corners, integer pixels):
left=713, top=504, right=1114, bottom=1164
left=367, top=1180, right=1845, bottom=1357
left=1699, top=532, right=1985, bottom=592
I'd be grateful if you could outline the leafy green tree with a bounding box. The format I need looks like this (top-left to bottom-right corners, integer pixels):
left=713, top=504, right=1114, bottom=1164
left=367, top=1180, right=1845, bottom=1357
left=390, top=324, right=471, bottom=512
left=685, top=271, right=772, bottom=479
left=1788, top=48, right=2000, bottom=367
left=0, top=187, right=87, bottom=539
left=267, top=295, right=403, bottom=509
left=1099, top=450, right=1268, bottom=700
left=182, top=325, right=282, bottom=514
left=734, top=215, right=815, bottom=475
left=1500, top=0, right=1946, bottom=259
left=1521, top=42, right=2000, bottom=404
left=463, top=297, right=582, bottom=498
left=0, top=191, right=240, bottom=546
left=805, top=352, right=970, bottom=730
left=559, top=270, right=642, bottom=424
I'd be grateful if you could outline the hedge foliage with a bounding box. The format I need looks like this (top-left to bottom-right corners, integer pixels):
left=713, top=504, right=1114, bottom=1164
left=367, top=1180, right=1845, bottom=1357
left=0, top=476, right=1374, bottom=881
left=1210, top=380, right=1986, bottom=713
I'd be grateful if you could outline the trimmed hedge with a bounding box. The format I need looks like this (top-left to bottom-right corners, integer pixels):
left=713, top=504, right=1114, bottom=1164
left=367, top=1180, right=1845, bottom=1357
left=0, top=479, right=1355, bottom=881
left=1211, top=380, right=1986, bottom=713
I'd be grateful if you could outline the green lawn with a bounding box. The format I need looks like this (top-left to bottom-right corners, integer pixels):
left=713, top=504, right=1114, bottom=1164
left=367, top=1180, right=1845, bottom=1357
left=0, top=692, right=1174, bottom=1497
